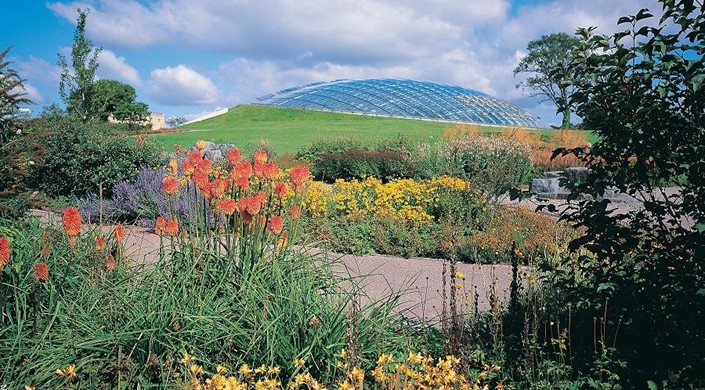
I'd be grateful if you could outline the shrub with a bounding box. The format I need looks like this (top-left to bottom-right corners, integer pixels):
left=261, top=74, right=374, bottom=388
left=314, top=148, right=414, bottom=182
left=31, top=115, right=163, bottom=197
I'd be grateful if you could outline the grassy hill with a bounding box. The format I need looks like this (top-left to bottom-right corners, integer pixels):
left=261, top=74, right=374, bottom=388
left=153, top=104, right=565, bottom=154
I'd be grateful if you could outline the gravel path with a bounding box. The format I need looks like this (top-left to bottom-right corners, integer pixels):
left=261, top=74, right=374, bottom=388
left=28, top=209, right=516, bottom=321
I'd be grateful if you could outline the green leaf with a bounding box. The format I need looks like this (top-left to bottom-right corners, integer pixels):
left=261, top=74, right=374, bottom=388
left=647, top=380, right=658, bottom=390
left=692, top=74, right=705, bottom=92
left=696, top=223, right=705, bottom=232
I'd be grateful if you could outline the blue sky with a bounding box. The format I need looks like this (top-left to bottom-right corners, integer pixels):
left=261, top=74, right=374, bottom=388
left=2, top=0, right=659, bottom=125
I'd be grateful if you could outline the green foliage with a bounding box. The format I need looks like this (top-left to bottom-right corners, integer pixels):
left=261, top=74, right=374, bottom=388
left=92, top=79, right=149, bottom=126
left=514, top=33, right=581, bottom=128
left=0, top=218, right=412, bottom=387
left=34, top=114, right=163, bottom=197
left=315, top=149, right=415, bottom=182
left=58, top=8, right=102, bottom=123
left=0, top=47, right=32, bottom=142
left=548, top=0, right=705, bottom=385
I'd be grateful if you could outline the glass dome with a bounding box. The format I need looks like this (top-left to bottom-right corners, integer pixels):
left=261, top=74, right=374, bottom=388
left=256, top=78, right=545, bottom=128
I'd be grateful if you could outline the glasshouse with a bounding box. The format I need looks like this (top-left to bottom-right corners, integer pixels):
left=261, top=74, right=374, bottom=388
left=256, top=78, right=546, bottom=128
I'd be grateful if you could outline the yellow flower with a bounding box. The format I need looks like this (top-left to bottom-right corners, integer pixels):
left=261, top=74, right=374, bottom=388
left=181, top=352, right=194, bottom=365
left=267, top=366, right=281, bottom=375
left=216, top=365, right=228, bottom=374
left=293, top=358, right=305, bottom=368
left=65, top=364, right=76, bottom=378
left=196, top=140, right=207, bottom=151
left=454, top=270, right=465, bottom=279
left=455, top=283, right=463, bottom=290
left=190, top=364, right=204, bottom=375
left=407, top=352, right=423, bottom=364
left=376, top=353, right=394, bottom=365
left=339, top=349, right=347, bottom=359
left=338, top=380, right=354, bottom=390
left=348, top=367, right=364, bottom=382
left=238, top=364, right=253, bottom=376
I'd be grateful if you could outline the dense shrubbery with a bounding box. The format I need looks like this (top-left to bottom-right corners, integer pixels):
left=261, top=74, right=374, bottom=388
left=35, top=114, right=163, bottom=197
left=0, top=148, right=418, bottom=388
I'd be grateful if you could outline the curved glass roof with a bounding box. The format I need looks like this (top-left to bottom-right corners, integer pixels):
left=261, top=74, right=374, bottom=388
left=256, top=79, right=545, bottom=128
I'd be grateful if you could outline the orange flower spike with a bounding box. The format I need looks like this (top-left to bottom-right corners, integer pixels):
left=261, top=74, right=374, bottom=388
left=63, top=206, right=82, bottom=237
left=105, top=254, right=116, bottom=271
left=227, top=148, right=242, bottom=165
left=168, top=158, right=178, bottom=176
left=238, top=196, right=262, bottom=216
left=216, top=198, right=238, bottom=216
left=33, top=262, right=49, bottom=280
left=274, top=183, right=288, bottom=200
left=192, top=171, right=209, bottom=191
left=196, top=158, right=212, bottom=174
left=253, top=149, right=268, bottom=164
left=231, top=162, right=253, bottom=180
left=181, top=160, right=195, bottom=177
left=0, top=236, right=10, bottom=272
left=289, top=166, right=311, bottom=193
left=253, top=162, right=264, bottom=180
left=165, top=218, right=179, bottom=236
left=155, top=216, right=167, bottom=236
left=268, top=215, right=284, bottom=235
left=94, top=234, right=107, bottom=251
left=211, top=178, right=230, bottom=199
left=261, top=163, right=280, bottom=182
left=115, top=225, right=125, bottom=243
left=288, top=205, right=301, bottom=221
left=256, top=190, right=268, bottom=206
left=162, top=176, right=179, bottom=196
left=234, top=176, right=250, bottom=190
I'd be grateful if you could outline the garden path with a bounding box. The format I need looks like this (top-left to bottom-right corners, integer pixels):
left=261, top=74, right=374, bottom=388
left=27, top=209, right=515, bottom=322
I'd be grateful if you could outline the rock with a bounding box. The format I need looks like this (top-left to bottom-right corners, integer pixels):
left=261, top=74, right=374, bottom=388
left=565, top=167, right=590, bottom=182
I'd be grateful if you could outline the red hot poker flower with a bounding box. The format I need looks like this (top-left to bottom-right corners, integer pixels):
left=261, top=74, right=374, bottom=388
left=33, top=262, right=49, bottom=280
left=227, top=148, right=242, bottom=165
left=256, top=191, right=268, bottom=206
left=63, top=207, right=82, bottom=237
left=95, top=234, right=107, bottom=251
left=165, top=218, right=179, bottom=236
left=268, top=215, right=284, bottom=235
left=231, top=162, right=253, bottom=181
left=211, top=178, right=229, bottom=199
left=115, top=225, right=125, bottom=243
left=234, top=176, right=250, bottom=190
left=238, top=196, right=262, bottom=216
left=274, top=183, right=288, bottom=200
left=0, top=236, right=10, bottom=271
left=288, top=205, right=301, bottom=221
left=155, top=216, right=167, bottom=236
left=162, top=176, right=179, bottom=195
left=253, top=150, right=268, bottom=164
left=105, top=254, right=116, bottom=271
left=216, top=198, right=238, bottom=216
left=289, top=166, right=310, bottom=193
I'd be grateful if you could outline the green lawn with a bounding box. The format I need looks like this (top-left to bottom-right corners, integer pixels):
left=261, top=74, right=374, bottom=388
left=153, top=105, right=592, bottom=154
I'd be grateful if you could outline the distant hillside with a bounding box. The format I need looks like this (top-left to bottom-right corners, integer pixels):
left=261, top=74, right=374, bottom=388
left=153, top=104, right=559, bottom=154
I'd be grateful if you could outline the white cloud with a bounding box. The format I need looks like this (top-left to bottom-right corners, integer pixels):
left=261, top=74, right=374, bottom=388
left=97, top=50, right=141, bottom=86
left=17, top=56, right=61, bottom=87
left=11, top=83, right=45, bottom=105
left=147, top=65, right=219, bottom=106
left=46, top=0, right=668, bottom=116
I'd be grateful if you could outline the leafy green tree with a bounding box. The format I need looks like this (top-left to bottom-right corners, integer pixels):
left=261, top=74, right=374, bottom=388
left=514, top=32, right=581, bottom=128
left=92, top=79, right=149, bottom=126
left=166, top=115, right=187, bottom=128
left=58, top=8, right=101, bottom=122
left=548, top=1, right=705, bottom=385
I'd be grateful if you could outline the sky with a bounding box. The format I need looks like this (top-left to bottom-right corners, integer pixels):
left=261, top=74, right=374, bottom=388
left=2, top=0, right=661, bottom=125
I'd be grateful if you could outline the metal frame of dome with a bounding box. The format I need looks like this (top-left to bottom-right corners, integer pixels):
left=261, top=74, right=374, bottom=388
left=256, top=78, right=546, bottom=128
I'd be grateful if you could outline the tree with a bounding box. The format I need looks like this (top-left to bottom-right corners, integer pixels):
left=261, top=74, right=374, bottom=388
left=92, top=79, right=149, bottom=126
left=1, top=47, right=31, bottom=140
left=548, top=1, right=705, bottom=385
left=58, top=8, right=101, bottom=123
left=514, top=33, right=581, bottom=128
left=166, top=116, right=187, bottom=128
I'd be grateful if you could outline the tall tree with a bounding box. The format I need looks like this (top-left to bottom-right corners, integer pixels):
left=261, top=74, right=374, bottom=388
left=0, top=46, right=32, bottom=141
left=91, top=79, right=149, bottom=126
left=58, top=8, right=101, bottom=123
left=514, top=32, right=580, bottom=128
